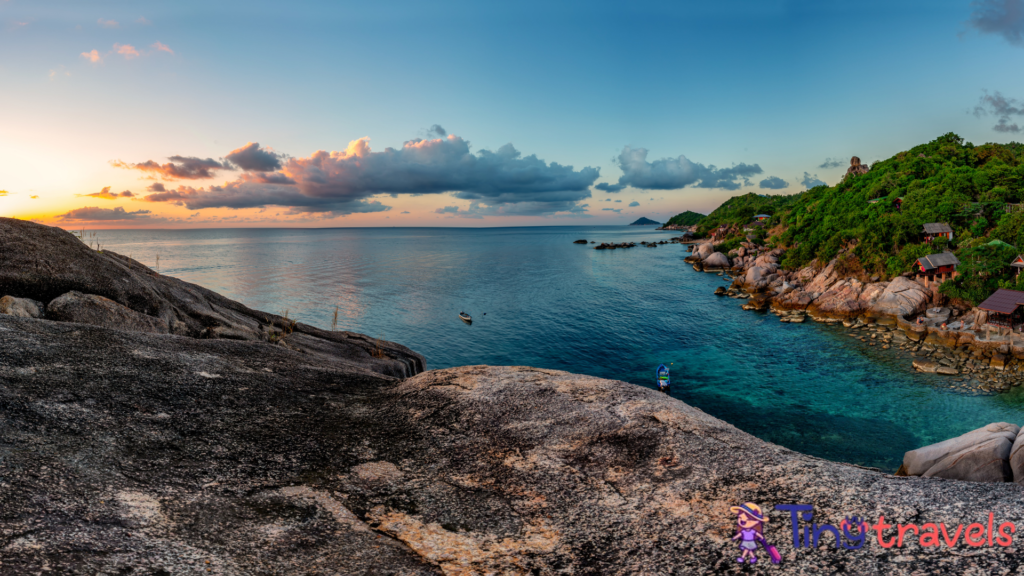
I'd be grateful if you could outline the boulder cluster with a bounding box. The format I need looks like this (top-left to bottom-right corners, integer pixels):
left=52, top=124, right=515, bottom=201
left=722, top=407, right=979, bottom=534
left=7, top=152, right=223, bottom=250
left=687, top=237, right=1024, bottom=386
left=0, top=218, right=425, bottom=378
left=900, top=422, right=1024, bottom=484
left=845, top=155, right=870, bottom=178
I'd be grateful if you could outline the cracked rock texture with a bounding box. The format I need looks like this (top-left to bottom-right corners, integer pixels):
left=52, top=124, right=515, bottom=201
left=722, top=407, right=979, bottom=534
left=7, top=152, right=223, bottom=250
left=2, top=324, right=1024, bottom=574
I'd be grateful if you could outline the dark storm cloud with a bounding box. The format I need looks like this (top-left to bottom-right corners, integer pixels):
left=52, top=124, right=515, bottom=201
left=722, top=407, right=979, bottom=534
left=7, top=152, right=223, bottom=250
left=57, top=206, right=162, bottom=222
left=603, top=146, right=763, bottom=191
left=967, top=0, right=1024, bottom=47
left=974, top=90, right=1024, bottom=132
left=758, top=176, right=789, bottom=190
left=141, top=134, right=599, bottom=216
left=224, top=142, right=283, bottom=172
left=113, top=155, right=229, bottom=180
left=801, top=172, right=827, bottom=188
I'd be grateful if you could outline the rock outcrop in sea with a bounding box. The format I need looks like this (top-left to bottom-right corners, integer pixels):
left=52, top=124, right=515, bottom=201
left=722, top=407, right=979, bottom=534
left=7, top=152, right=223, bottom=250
left=4, top=219, right=1024, bottom=574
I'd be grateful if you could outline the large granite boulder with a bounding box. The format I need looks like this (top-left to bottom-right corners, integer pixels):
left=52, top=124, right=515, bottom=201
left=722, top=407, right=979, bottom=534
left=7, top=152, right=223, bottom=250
left=845, top=156, right=870, bottom=178
left=0, top=218, right=424, bottom=378
left=702, top=251, right=730, bottom=269
left=1011, top=429, right=1024, bottom=484
left=694, top=242, right=715, bottom=260
left=5, top=320, right=1024, bottom=574
left=47, top=291, right=171, bottom=334
left=0, top=295, right=44, bottom=318
left=869, top=276, right=930, bottom=317
left=903, top=423, right=1019, bottom=482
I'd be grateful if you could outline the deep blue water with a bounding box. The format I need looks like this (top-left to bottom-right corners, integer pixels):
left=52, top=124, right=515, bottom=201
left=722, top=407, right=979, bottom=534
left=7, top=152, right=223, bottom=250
left=94, top=226, right=1024, bottom=471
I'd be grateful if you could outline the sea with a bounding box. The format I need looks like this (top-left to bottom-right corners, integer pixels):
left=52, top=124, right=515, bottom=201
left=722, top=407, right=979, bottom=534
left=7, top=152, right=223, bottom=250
left=94, top=226, right=1024, bottom=471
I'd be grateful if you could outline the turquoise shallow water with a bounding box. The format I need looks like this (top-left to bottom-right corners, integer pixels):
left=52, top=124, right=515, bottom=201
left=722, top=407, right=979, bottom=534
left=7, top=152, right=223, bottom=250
left=95, top=226, right=1024, bottom=471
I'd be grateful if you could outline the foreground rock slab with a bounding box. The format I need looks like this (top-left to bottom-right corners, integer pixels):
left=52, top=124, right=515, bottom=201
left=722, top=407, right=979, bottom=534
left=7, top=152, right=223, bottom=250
left=3, top=320, right=1024, bottom=574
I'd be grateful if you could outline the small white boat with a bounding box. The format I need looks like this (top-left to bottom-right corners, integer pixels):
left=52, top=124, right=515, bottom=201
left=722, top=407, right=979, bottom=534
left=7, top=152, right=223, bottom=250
left=459, top=312, right=472, bottom=323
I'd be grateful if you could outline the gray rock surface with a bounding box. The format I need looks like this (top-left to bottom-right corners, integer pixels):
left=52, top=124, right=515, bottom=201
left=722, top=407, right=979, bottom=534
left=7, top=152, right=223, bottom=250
left=0, top=295, right=43, bottom=318
left=868, top=276, right=930, bottom=317
left=0, top=218, right=423, bottom=378
left=1011, top=429, right=1024, bottom=485
left=4, top=319, right=1024, bottom=574
left=702, top=251, right=730, bottom=269
left=903, top=423, right=1020, bottom=481
left=47, top=290, right=171, bottom=334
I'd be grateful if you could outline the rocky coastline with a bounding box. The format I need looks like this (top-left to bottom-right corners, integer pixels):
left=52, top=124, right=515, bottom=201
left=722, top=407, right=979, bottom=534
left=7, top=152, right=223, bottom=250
left=5, top=218, right=1024, bottom=574
left=684, top=239, right=1024, bottom=394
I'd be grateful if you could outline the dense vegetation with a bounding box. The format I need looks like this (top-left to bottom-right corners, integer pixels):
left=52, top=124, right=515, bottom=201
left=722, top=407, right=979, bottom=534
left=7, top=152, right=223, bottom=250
left=663, top=210, right=706, bottom=227
left=686, top=133, right=1024, bottom=305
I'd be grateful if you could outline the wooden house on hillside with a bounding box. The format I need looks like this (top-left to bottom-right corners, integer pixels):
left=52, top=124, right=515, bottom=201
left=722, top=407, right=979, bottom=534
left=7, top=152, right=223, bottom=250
left=914, top=252, right=959, bottom=286
left=979, top=288, right=1024, bottom=330
left=867, top=197, right=903, bottom=211
left=923, top=223, right=954, bottom=242
left=1012, top=254, right=1024, bottom=279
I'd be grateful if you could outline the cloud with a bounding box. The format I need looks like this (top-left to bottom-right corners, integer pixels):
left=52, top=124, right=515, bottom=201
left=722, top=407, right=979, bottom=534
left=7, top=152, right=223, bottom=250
left=137, top=16, right=151, bottom=25
left=602, top=208, right=622, bottom=213
left=78, top=186, right=135, bottom=200
left=151, top=41, right=173, bottom=55
left=819, top=158, right=845, bottom=169
left=114, top=43, right=140, bottom=59
left=435, top=205, right=460, bottom=214
left=0, top=190, right=8, bottom=196
left=114, top=156, right=229, bottom=180
left=30, top=195, right=38, bottom=199
left=401, top=211, right=410, bottom=214
left=146, top=182, right=166, bottom=192
left=603, top=146, right=762, bottom=191
left=427, top=124, right=447, bottom=138
left=801, top=172, right=827, bottom=188
left=140, top=133, right=599, bottom=216
left=759, top=176, right=789, bottom=190
left=595, top=182, right=626, bottom=192
left=57, top=206, right=161, bottom=222
left=97, top=18, right=119, bottom=28
left=225, top=142, right=282, bottom=172
left=614, top=199, right=621, bottom=202
left=80, top=49, right=102, bottom=63
left=974, top=90, right=1024, bottom=132
left=967, top=0, right=1024, bottom=47
left=629, top=201, right=640, bottom=207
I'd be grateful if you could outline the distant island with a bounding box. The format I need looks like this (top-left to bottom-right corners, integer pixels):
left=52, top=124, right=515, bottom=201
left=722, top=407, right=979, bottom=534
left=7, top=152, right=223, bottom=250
left=629, top=217, right=661, bottom=226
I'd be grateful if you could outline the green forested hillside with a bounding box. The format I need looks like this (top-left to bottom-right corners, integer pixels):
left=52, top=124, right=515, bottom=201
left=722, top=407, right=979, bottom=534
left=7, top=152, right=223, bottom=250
left=693, top=133, right=1024, bottom=304
left=663, top=210, right=707, bottom=226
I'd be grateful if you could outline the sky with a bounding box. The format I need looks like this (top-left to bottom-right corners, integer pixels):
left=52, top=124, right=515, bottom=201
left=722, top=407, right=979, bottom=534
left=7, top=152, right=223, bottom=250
left=2, top=0, right=1024, bottom=228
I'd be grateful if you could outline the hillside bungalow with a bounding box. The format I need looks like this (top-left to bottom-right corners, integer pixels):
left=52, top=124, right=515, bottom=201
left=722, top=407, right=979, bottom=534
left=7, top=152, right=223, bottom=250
left=923, top=222, right=954, bottom=242
left=754, top=214, right=770, bottom=222
left=979, top=288, right=1024, bottom=330
left=1013, top=254, right=1024, bottom=279
left=867, top=197, right=903, bottom=211
left=914, top=252, right=959, bottom=286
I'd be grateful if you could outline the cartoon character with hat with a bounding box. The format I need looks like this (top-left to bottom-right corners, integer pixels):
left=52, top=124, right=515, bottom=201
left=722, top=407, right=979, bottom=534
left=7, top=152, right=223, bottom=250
left=730, top=502, right=781, bottom=564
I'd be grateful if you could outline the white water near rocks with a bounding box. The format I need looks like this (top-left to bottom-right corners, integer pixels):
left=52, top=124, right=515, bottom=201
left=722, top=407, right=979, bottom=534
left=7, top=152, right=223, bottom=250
left=95, top=226, right=1024, bottom=471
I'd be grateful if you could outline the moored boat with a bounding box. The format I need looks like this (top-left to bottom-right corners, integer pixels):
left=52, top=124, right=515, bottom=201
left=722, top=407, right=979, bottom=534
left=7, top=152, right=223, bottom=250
left=459, top=312, right=472, bottom=323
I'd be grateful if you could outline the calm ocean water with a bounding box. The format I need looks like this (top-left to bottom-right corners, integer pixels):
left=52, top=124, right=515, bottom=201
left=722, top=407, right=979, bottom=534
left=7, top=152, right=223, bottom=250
left=95, top=226, right=1024, bottom=471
